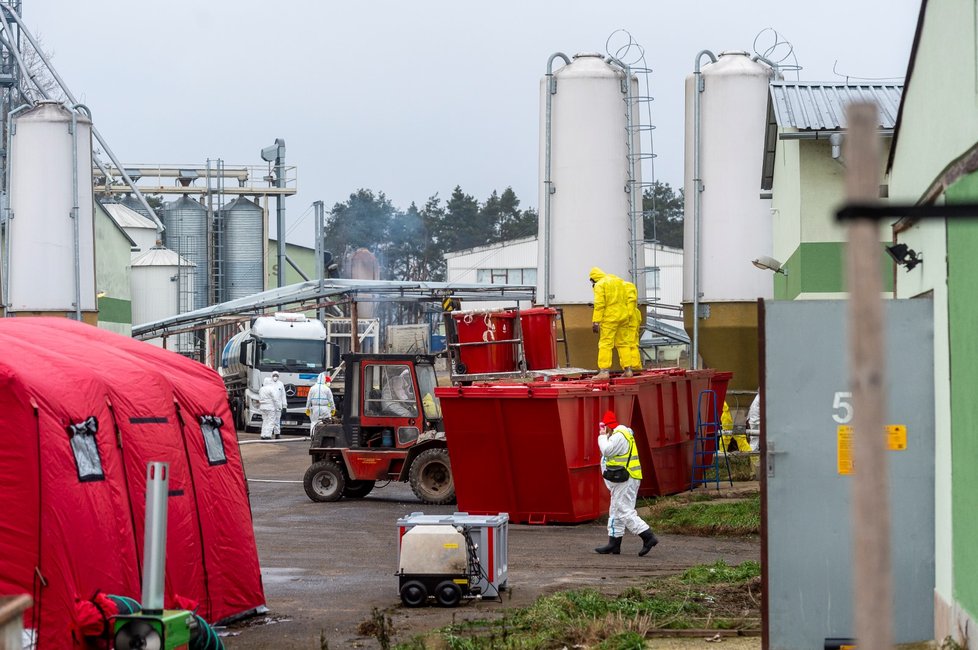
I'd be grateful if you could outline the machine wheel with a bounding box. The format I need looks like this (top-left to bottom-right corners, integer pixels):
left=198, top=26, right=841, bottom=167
left=433, top=581, right=462, bottom=607
left=342, top=480, right=375, bottom=499
left=303, top=460, right=346, bottom=502
left=400, top=580, right=428, bottom=608
left=408, top=448, right=455, bottom=505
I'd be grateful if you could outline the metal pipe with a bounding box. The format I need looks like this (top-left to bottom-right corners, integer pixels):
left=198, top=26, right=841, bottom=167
left=70, top=105, right=82, bottom=320
left=2, top=103, right=29, bottom=314
left=691, top=49, right=717, bottom=370
left=314, top=200, right=324, bottom=321
left=141, top=462, right=169, bottom=614
left=543, top=52, right=570, bottom=308
left=285, top=254, right=309, bottom=281
left=0, top=6, right=164, bottom=233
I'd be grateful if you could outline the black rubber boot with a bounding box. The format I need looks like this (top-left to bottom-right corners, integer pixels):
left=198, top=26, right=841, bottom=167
left=639, top=529, right=659, bottom=556
left=594, top=536, right=623, bottom=555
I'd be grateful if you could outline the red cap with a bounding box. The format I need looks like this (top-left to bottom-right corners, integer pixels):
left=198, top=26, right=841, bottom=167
left=601, top=410, right=619, bottom=429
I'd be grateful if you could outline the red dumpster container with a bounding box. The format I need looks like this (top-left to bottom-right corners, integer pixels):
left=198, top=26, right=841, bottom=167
left=452, top=310, right=517, bottom=374
left=436, top=381, right=637, bottom=524
left=519, top=307, right=559, bottom=370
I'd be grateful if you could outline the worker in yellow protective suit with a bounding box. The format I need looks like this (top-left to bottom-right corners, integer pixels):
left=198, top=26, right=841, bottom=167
left=589, top=267, right=633, bottom=380
left=623, top=280, right=643, bottom=372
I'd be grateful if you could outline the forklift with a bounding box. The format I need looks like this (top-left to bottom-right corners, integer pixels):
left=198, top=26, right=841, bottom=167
left=302, top=352, right=455, bottom=505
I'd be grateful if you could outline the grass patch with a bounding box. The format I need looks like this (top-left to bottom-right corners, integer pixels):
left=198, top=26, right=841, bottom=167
left=394, top=561, right=761, bottom=649
left=641, top=493, right=760, bottom=537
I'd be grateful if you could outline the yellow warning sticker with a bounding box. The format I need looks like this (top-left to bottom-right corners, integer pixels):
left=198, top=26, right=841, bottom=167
left=443, top=543, right=459, bottom=549
left=837, top=425, right=853, bottom=475
left=453, top=578, right=469, bottom=584
left=887, top=424, right=907, bottom=450
left=837, top=424, right=908, bottom=475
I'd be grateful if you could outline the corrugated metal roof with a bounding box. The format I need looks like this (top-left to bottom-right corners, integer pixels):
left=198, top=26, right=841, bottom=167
left=103, top=202, right=158, bottom=230
left=131, top=246, right=195, bottom=268
left=769, top=82, right=903, bottom=130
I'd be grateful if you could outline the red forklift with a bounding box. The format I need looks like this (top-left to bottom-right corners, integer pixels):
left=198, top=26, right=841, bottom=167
left=302, top=352, right=454, bottom=505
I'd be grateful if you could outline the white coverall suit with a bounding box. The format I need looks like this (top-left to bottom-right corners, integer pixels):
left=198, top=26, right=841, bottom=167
left=305, top=373, right=335, bottom=434
left=270, top=376, right=287, bottom=436
left=258, top=378, right=278, bottom=440
left=598, top=425, right=651, bottom=539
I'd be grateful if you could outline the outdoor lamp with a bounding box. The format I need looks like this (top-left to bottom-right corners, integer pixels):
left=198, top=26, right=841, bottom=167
left=751, top=255, right=787, bottom=276
left=885, top=243, right=922, bottom=272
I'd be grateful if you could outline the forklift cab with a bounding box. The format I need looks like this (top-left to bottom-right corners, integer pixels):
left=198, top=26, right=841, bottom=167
left=345, top=353, right=443, bottom=449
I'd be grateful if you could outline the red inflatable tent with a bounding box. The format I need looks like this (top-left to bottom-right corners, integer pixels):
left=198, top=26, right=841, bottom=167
left=0, top=318, right=265, bottom=648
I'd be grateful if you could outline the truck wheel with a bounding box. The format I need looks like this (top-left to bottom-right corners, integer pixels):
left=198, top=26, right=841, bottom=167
left=408, top=448, right=455, bottom=505
left=234, top=399, right=246, bottom=431
left=400, top=580, right=428, bottom=608
left=303, top=460, right=346, bottom=502
left=342, top=480, right=375, bottom=499
left=434, top=581, right=462, bottom=607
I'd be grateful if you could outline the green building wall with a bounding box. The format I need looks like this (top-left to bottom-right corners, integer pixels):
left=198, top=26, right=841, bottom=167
left=94, top=203, right=132, bottom=335
left=265, top=240, right=316, bottom=288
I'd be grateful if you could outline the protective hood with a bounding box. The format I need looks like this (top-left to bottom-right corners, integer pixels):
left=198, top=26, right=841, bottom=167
left=589, top=267, right=605, bottom=282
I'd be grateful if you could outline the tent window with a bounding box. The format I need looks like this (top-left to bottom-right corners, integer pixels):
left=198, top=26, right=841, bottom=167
left=67, top=416, right=104, bottom=482
left=200, top=415, right=227, bottom=466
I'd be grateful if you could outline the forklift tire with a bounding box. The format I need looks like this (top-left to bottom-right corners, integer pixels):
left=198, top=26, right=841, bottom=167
left=303, top=460, right=346, bottom=502
left=342, top=480, right=375, bottom=499
left=400, top=580, right=428, bottom=608
left=408, top=448, right=456, bottom=505
left=434, top=581, right=462, bottom=607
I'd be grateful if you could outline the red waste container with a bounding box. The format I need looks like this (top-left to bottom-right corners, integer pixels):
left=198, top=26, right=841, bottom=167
left=436, top=381, right=638, bottom=524
left=519, top=307, right=559, bottom=370
left=452, top=311, right=517, bottom=374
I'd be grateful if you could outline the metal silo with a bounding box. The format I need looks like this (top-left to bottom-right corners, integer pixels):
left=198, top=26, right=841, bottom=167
left=130, top=245, right=195, bottom=352
left=163, top=195, right=208, bottom=310
left=220, top=196, right=265, bottom=300
left=120, top=193, right=156, bottom=221
left=537, top=52, right=642, bottom=369
left=4, top=101, right=96, bottom=318
left=682, top=51, right=776, bottom=385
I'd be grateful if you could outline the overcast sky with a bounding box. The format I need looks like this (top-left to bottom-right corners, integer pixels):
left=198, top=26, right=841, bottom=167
left=25, top=1, right=920, bottom=245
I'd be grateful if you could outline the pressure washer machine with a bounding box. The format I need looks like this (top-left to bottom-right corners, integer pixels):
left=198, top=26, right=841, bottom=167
left=396, top=512, right=509, bottom=607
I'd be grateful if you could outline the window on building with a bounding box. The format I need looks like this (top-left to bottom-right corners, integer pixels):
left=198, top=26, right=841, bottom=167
left=476, top=268, right=537, bottom=285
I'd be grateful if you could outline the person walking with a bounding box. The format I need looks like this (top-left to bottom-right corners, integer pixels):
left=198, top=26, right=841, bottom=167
left=589, top=267, right=632, bottom=380
left=270, top=370, right=288, bottom=439
left=595, top=410, right=658, bottom=556
left=305, top=372, right=336, bottom=434
left=258, top=377, right=278, bottom=440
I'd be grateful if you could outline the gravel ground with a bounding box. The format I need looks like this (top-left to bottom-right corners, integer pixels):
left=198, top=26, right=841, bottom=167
left=221, top=431, right=761, bottom=649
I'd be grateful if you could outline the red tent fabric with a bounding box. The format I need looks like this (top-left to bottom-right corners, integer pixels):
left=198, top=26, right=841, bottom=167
left=0, top=318, right=265, bottom=648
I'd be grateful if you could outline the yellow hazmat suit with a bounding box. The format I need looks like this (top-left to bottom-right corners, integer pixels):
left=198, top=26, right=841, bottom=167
left=589, top=267, right=633, bottom=370
left=623, top=281, right=642, bottom=369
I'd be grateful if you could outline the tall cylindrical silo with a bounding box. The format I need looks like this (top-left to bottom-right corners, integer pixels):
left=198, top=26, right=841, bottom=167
left=5, top=101, right=96, bottom=319
left=163, top=195, right=208, bottom=310
left=538, top=52, right=643, bottom=370
left=130, top=245, right=195, bottom=352
left=221, top=196, right=265, bottom=300
left=120, top=194, right=156, bottom=221
left=682, top=51, right=776, bottom=388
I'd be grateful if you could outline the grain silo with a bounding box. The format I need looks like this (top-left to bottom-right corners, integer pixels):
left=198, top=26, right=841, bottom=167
left=3, top=101, right=96, bottom=321
left=683, top=51, right=777, bottom=388
left=130, top=245, right=195, bottom=352
left=538, top=52, right=642, bottom=370
left=163, top=195, right=208, bottom=310
left=220, top=196, right=265, bottom=300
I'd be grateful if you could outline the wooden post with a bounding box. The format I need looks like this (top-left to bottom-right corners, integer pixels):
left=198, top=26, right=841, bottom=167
left=845, top=102, right=892, bottom=649
left=351, top=300, right=360, bottom=353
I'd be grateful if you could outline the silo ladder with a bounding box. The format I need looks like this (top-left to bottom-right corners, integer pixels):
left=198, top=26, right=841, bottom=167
left=690, top=389, right=733, bottom=491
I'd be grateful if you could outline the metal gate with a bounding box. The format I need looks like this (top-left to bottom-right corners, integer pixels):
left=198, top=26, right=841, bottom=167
left=763, top=299, right=934, bottom=648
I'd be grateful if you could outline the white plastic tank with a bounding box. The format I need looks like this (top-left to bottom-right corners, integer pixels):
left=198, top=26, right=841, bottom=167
left=103, top=202, right=158, bottom=253
left=538, top=53, right=642, bottom=304
left=7, top=101, right=96, bottom=311
left=683, top=51, right=776, bottom=302
left=130, top=245, right=195, bottom=350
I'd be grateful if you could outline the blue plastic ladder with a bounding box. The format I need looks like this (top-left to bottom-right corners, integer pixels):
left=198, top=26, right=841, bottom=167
left=690, top=389, right=734, bottom=491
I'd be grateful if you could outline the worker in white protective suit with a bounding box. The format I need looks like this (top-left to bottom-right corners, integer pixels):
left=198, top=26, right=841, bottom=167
left=305, top=372, right=336, bottom=434
left=258, top=377, right=278, bottom=440
left=747, top=391, right=761, bottom=452
left=595, top=410, right=658, bottom=556
left=382, top=368, right=417, bottom=417
left=270, top=370, right=288, bottom=439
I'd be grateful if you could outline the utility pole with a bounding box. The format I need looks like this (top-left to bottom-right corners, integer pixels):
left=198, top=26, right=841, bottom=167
left=261, top=139, right=287, bottom=287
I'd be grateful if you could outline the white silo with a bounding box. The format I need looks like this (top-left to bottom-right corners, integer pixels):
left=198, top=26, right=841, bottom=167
left=4, top=101, right=96, bottom=319
left=538, top=52, right=643, bottom=369
left=682, top=51, right=776, bottom=386
left=130, top=245, right=195, bottom=351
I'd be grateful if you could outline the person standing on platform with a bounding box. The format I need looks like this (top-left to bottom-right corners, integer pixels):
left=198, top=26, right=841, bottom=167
left=589, top=267, right=633, bottom=380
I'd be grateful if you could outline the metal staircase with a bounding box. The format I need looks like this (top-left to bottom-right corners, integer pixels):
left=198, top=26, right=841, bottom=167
left=690, top=389, right=733, bottom=490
